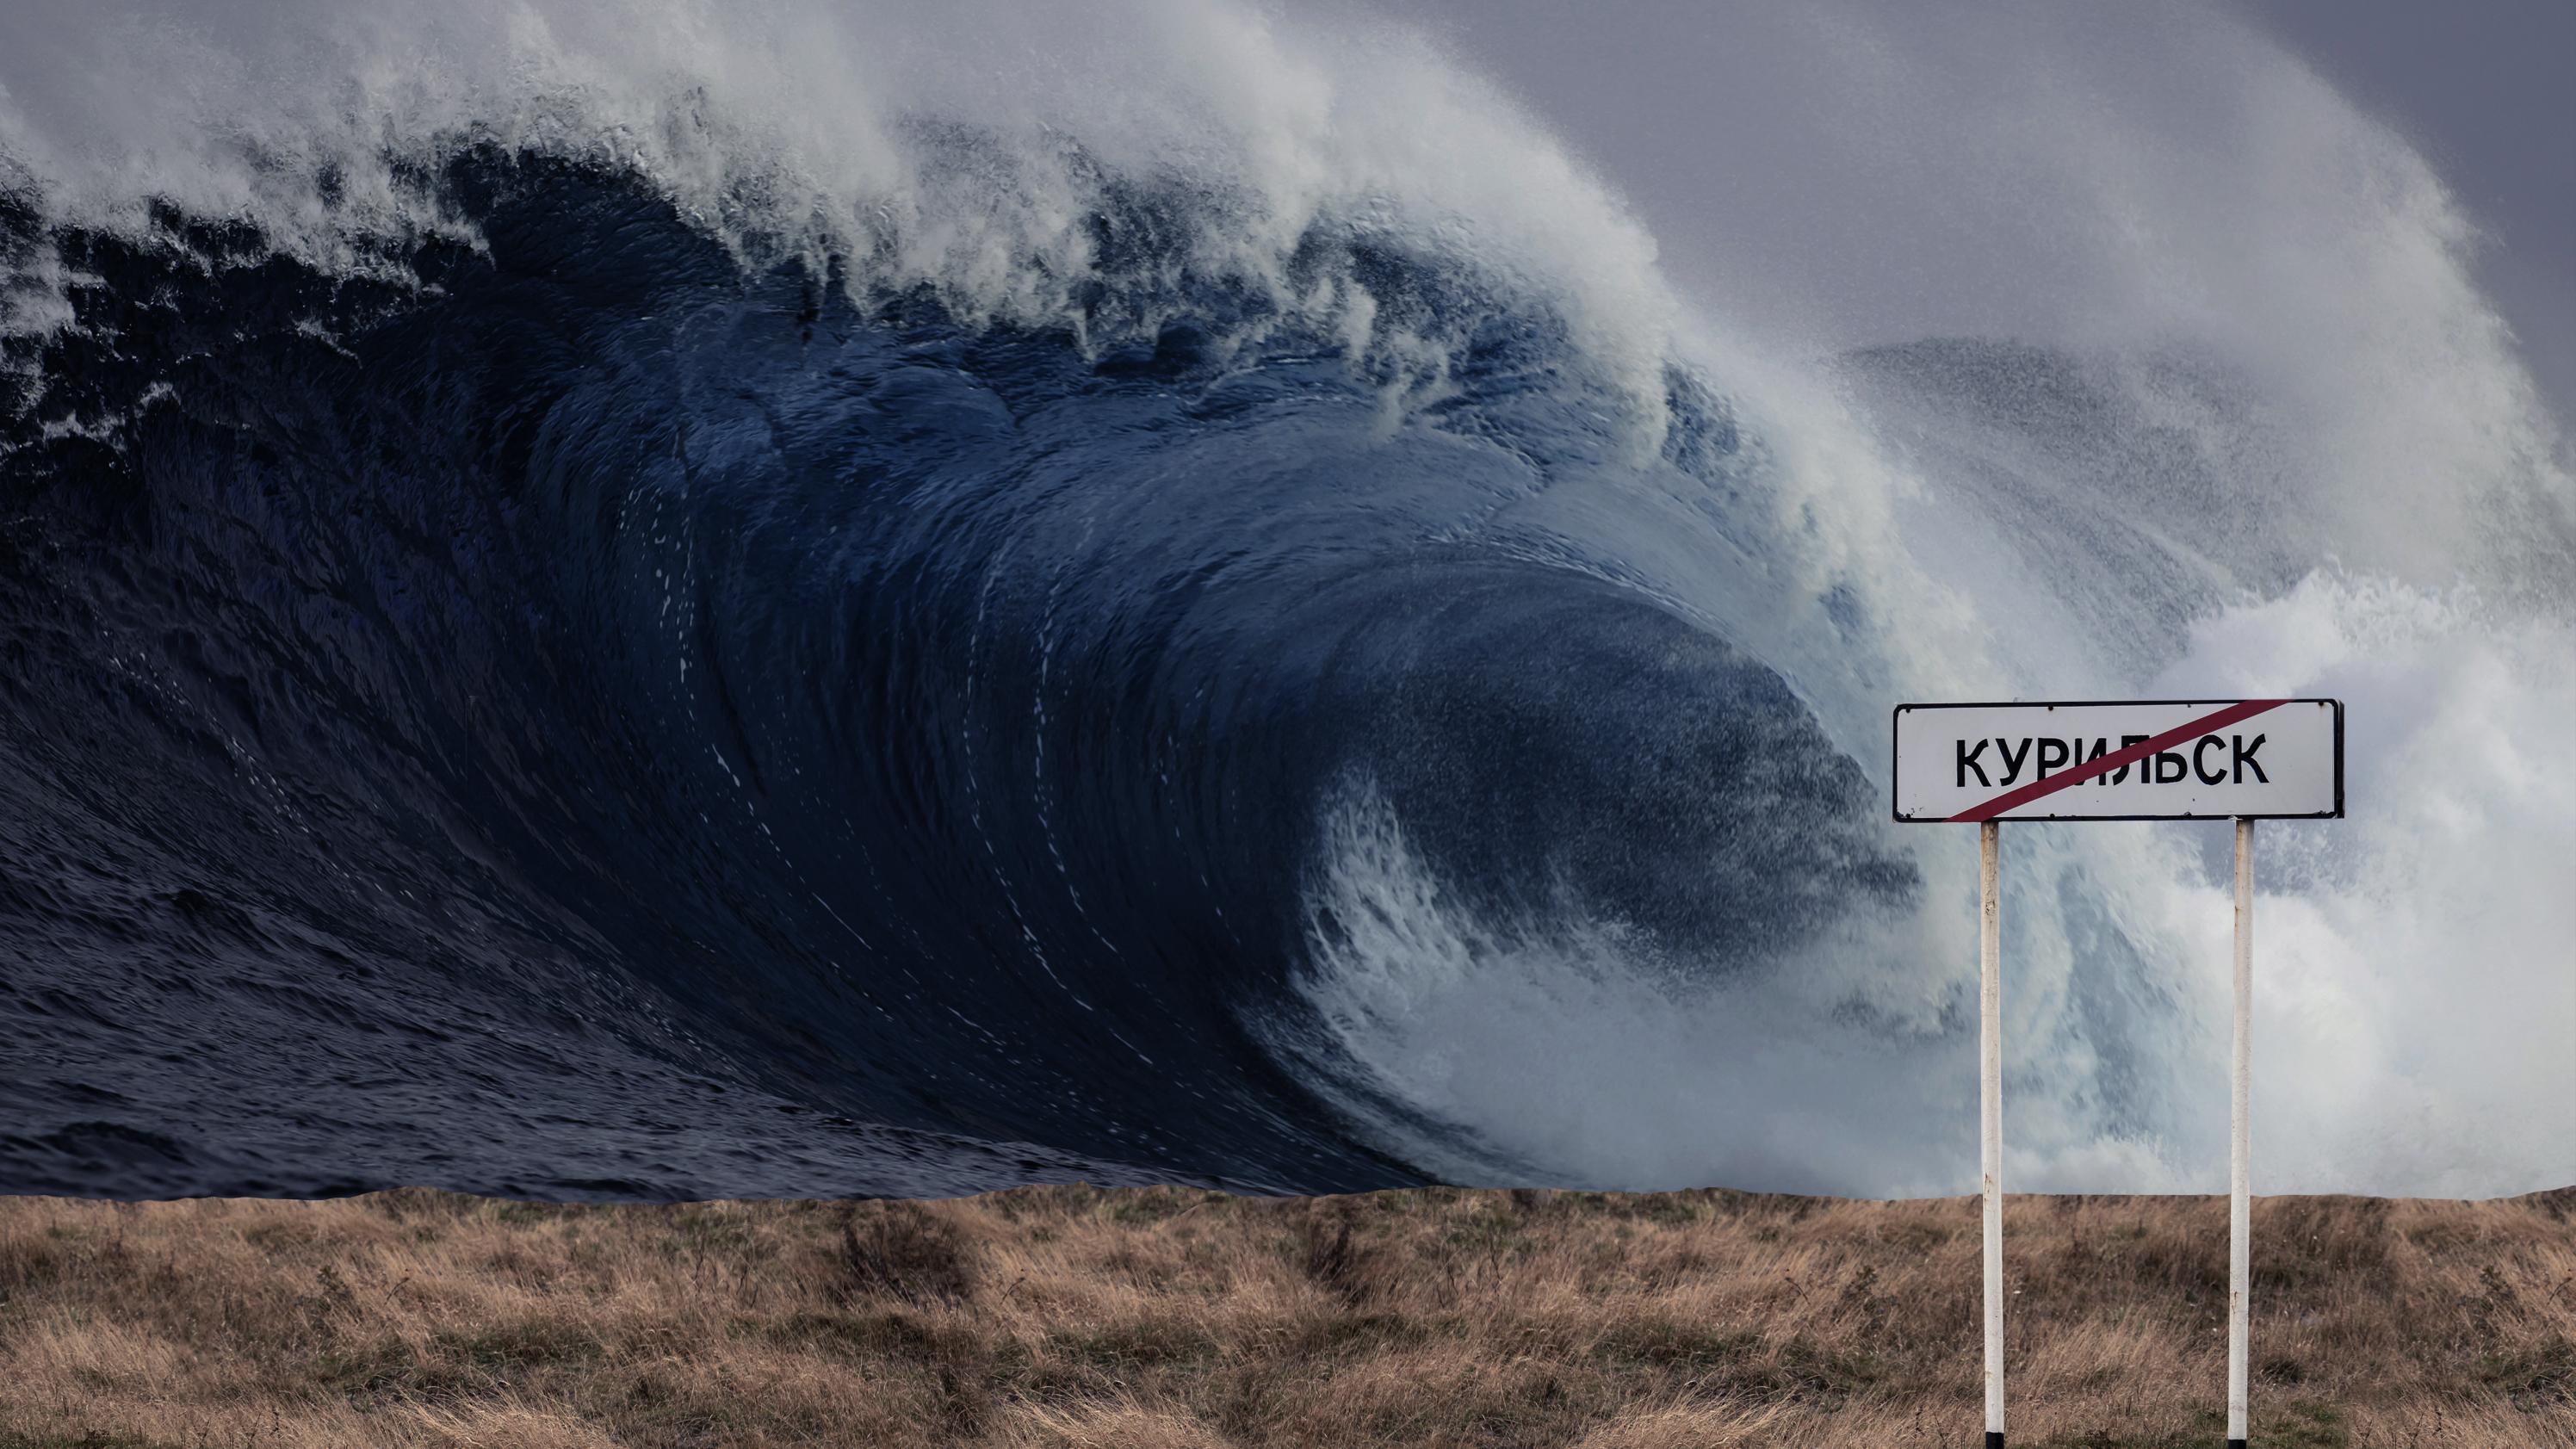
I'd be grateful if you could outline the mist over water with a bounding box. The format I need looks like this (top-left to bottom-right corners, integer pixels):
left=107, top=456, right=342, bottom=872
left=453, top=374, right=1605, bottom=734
left=2, top=0, right=2567, bottom=1200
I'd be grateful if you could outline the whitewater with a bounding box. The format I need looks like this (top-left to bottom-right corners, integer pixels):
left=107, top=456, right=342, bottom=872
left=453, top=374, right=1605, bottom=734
left=0, top=0, right=2567, bottom=1202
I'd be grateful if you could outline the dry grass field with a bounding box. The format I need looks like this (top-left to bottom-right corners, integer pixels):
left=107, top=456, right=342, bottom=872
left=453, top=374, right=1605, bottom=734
left=0, top=1185, right=2567, bottom=1448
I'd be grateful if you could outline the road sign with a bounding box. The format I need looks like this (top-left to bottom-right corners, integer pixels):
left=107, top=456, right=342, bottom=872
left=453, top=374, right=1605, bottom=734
left=1892, top=698, right=2343, bottom=822
left=1891, top=697, right=2344, bottom=1449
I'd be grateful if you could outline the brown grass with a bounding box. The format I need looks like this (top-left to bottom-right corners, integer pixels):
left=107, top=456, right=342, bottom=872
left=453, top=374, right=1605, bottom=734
left=0, top=1186, right=2567, bottom=1447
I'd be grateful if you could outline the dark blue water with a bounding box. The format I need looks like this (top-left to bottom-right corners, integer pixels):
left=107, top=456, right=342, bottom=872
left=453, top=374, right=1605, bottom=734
left=0, top=148, right=1913, bottom=1199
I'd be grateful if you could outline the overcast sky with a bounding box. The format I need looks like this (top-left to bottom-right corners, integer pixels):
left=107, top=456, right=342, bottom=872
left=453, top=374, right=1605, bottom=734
left=2242, top=0, right=2573, bottom=424
left=1353, top=0, right=2573, bottom=430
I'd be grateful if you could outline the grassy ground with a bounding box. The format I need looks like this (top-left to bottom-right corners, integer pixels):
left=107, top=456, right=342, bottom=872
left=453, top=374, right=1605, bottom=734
left=0, top=1186, right=2567, bottom=1448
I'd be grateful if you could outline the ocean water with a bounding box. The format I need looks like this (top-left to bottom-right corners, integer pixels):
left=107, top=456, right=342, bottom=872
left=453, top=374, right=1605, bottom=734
left=1, top=0, right=2567, bottom=1200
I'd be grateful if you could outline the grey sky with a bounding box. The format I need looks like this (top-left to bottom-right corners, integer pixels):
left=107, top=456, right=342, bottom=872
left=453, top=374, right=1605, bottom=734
left=2239, top=0, right=2573, bottom=428
left=1351, top=0, right=2573, bottom=430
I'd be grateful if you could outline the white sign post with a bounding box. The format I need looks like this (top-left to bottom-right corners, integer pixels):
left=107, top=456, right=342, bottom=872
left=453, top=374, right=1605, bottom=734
left=1978, top=815, right=2003, bottom=1449
left=1893, top=698, right=2344, bottom=1449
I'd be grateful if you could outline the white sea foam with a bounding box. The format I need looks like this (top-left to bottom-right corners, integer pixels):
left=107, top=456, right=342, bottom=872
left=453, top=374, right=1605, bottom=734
left=0, top=0, right=1681, bottom=416
left=1287, top=579, right=2574, bottom=1197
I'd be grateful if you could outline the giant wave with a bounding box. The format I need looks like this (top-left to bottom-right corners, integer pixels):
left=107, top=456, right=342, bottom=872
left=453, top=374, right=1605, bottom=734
left=3, top=0, right=2568, bottom=1200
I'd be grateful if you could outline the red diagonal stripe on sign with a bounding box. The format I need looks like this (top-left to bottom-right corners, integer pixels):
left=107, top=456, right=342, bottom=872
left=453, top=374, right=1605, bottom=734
left=1946, top=699, right=2290, bottom=823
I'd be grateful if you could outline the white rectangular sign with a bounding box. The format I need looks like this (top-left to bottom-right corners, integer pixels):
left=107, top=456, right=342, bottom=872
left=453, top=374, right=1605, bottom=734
left=1892, top=698, right=2343, bottom=822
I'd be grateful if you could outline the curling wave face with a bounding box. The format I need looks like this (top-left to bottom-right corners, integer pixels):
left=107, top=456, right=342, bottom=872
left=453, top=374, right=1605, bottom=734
left=3, top=0, right=2568, bottom=1200
left=0, top=143, right=1919, bottom=1194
